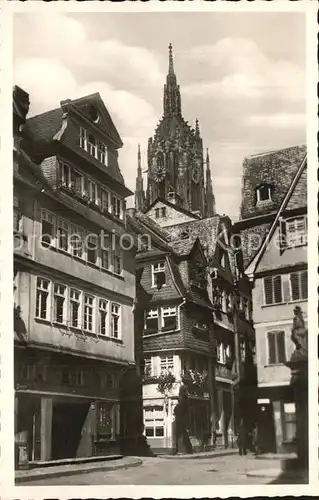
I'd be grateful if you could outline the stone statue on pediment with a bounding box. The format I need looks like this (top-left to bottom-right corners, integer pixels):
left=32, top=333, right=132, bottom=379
left=291, top=306, right=307, bottom=352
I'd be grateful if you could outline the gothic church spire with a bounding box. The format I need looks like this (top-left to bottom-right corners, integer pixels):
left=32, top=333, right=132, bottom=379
left=163, top=43, right=182, bottom=117
left=205, top=149, right=216, bottom=217
left=135, top=144, right=145, bottom=211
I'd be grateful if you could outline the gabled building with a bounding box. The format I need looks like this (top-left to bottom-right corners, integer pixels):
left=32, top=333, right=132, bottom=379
left=132, top=44, right=257, bottom=453
left=235, top=147, right=307, bottom=453
left=13, top=87, right=136, bottom=463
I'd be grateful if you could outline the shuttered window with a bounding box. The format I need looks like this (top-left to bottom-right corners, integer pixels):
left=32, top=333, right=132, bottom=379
left=267, top=331, right=286, bottom=364
left=263, top=275, right=283, bottom=305
left=290, top=271, right=308, bottom=301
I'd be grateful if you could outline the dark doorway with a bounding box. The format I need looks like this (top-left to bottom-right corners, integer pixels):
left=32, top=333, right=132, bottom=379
left=257, top=403, right=276, bottom=453
left=51, top=402, right=90, bottom=459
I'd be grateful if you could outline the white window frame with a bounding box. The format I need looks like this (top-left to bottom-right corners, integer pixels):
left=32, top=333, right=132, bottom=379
left=58, top=161, right=72, bottom=189
left=256, top=184, right=272, bottom=203
left=83, top=293, right=95, bottom=332
left=69, top=288, right=82, bottom=329
left=73, top=169, right=85, bottom=196
left=57, top=217, right=71, bottom=253
left=113, top=248, right=123, bottom=276
left=289, top=270, right=308, bottom=302
left=111, top=195, right=123, bottom=219
left=88, top=179, right=100, bottom=206
left=111, top=303, right=121, bottom=339
left=41, top=209, right=56, bottom=247
left=35, top=277, right=51, bottom=321
left=80, top=127, right=88, bottom=151
left=285, top=216, right=307, bottom=248
left=100, top=189, right=110, bottom=213
left=263, top=275, right=283, bottom=305
left=53, top=283, right=67, bottom=324
left=151, top=262, right=166, bottom=288
left=98, top=298, right=109, bottom=336
left=70, top=224, right=84, bottom=259
left=160, top=355, right=174, bottom=374
left=144, top=406, right=165, bottom=438
left=97, top=141, right=108, bottom=166
left=144, top=356, right=153, bottom=376
left=266, top=330, right=286, bottom=365
left=87, top=234, right=99, bottom=266
left=161, top=306, right=177, bottom=331
left=87, top=132, right=97, bottom=158
left=145, top=308, right=159, bottom=333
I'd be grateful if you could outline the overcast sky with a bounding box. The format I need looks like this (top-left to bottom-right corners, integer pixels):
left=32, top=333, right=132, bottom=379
left=13, top=12, right=306, bottom=220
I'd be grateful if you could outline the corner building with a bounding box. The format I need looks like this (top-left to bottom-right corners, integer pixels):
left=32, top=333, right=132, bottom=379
left=234, top=146, right=307, bottom=453
left=13, top=87, right=136, bottom=462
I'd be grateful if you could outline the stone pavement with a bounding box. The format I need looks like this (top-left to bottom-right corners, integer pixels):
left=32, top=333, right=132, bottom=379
left=16, top=452, right=299, bottom=486
left=15, top=456, right=142, bottom=484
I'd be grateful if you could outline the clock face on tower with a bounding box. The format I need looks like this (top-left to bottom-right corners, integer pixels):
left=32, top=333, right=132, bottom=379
left=192, top=167, right=200, bottom=184
left=152, top=163, right=167, bottom=183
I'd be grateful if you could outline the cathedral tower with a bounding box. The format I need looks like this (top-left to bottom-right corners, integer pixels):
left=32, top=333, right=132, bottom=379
left=143, top=44, right=209, bottom=217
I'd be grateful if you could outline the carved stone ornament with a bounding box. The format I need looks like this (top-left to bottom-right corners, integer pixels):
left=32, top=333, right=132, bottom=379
left=291, top=306, right=307, bottom=352
left=152, top=163, right=167, bottom=183
left=192, top=167, right=200, bottom=184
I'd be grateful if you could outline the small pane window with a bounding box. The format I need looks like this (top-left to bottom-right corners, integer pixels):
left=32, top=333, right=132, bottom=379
left=41, top=210, right=56, bottom=247
left=99, top=299, right=108, bottom=336
left=145, top=309, right=158, bottom=334
left=161, top=306, right=177, bottom=331
left=70, top=288, right=81, bottom=328
left=53, top=284, right=66, bottom=324
left=84, top=294, right=94, bottom=332
left=36, top=278, right=50, bottom=320
left=111, top=303, right=120, bottom=339
left=152, top=262, right=166, bottom=288
left=267, top=331, right=286, bottom=364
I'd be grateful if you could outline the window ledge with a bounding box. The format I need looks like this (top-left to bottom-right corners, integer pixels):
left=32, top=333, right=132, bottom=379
left=287, top=299, right=307, bottom=305
left=143, top=329, right=180, bottom=338
left=261, top=302, right=286, bottom=308
left=151, top=284, right=167, bottom=289
left=264, top=363, right=286, bottom=367
left=256, top=200, right=272, bottom=206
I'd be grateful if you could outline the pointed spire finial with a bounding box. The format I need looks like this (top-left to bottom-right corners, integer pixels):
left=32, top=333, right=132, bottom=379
left=206, top=148, right=210, bottom=165
left=195, top=118, right=200, bottom=136
left=168, top=43, right=174, bottom=75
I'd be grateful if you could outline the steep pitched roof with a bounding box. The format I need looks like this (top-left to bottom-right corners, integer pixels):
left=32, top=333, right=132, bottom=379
left=146, top=197, right=200, bottom=220
left=240, top=145, right=306, bottom=220
left=23, top=93, right=127, bottom=189
left=170, top=238, right=196, bottom=256
left=165, top=215, right=222, bottom=259
left=245, top=154, right=307, bottom=278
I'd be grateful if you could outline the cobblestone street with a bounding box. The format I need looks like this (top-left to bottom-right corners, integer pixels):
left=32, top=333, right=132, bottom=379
left=19, top=453, right=288, bottom=485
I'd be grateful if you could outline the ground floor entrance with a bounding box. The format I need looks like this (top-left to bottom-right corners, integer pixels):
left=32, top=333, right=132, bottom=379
left=257, top=385, right=295, bottom=454
left=51, top=402, right=91, bottom=460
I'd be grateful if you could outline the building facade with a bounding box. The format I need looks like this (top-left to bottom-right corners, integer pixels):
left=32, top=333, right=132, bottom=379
left=13, top=87, right=137, bottom=463
left=235, top=147, right=307, bottom=453
left=131, top=45, right=257, bottom=454
left=128, top=203, right=256, bottom=453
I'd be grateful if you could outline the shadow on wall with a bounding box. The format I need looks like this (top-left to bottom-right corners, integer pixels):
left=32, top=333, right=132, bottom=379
left=14, top=305, right=28, bottom=344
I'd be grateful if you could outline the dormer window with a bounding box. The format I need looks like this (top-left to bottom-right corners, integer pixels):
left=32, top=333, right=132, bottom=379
left=161, top=207, right=167, bottom=217
left=79, top=127, right=108, bottom=166
left=152, top=262, right=166, bottom=288
left=256, top=183, right=273, bottom=204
